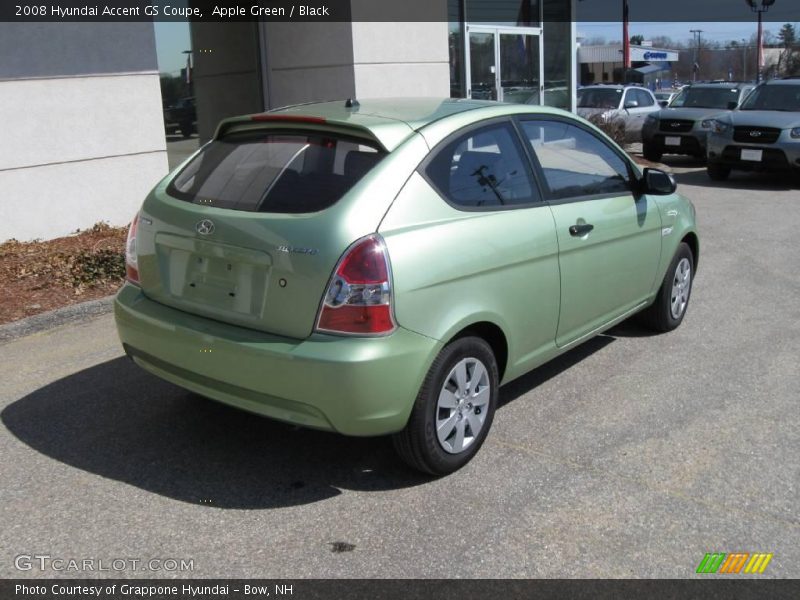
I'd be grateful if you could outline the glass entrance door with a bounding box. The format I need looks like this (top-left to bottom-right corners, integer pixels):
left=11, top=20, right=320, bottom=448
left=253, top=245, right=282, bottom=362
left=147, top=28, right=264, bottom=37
left=467, top=26, right=543, bottom=104
left=499, top=33, right=540, bottom=104
left=468, top=31, right=497, bottom=100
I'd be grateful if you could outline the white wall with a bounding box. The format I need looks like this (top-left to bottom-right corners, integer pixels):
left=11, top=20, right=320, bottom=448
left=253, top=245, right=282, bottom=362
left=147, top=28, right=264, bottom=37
left=0, top=73, right=168, bottom=241
left=351, top=22, right=450, bottom=98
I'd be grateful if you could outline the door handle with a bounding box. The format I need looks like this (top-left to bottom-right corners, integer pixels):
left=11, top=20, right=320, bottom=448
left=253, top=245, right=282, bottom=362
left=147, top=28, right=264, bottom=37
left=569, top=223, right=594, bottom=237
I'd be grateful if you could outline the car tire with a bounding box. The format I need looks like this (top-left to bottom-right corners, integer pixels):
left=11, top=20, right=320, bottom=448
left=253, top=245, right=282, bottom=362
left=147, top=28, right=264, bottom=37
left=392, top=336, right=499, bottom=475
left=640, top=242, right=694, bottom=333
left=180, top=122, right=193, bottom=138
left=643, top=144, right=662, bottom=162
left=707, top=163, right=730, bottom=181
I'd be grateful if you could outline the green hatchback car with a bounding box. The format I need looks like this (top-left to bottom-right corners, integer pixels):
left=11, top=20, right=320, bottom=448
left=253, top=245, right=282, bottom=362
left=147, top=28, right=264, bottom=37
left=115, top=98, right=699, bottom=475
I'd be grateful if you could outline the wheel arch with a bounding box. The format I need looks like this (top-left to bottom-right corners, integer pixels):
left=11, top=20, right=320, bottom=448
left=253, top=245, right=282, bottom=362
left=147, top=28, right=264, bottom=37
left=447, top=320, right=509, bottom=383
left=681, top=231, right=700, bottom=272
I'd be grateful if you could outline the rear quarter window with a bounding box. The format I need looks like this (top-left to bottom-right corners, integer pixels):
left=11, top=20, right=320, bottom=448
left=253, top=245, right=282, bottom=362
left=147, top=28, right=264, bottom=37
left=167, top=131, right=384, bottom=213
left=422, top=121, right=540, bottom=209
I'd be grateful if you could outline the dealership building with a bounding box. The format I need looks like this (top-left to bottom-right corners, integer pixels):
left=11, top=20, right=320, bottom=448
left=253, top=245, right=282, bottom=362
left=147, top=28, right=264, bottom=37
left=579, top=44, right=680, bottom=87
left=1, top=0, right=577, bottom=241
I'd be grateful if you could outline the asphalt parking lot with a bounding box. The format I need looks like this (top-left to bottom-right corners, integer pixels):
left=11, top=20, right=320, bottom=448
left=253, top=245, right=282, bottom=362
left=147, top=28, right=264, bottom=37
left=0, top=156, right=798, bottom=579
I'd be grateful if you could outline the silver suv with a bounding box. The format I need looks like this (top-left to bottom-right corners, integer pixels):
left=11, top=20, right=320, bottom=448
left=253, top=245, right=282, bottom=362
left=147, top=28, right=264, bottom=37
left=706, top=78, right=800, bottom=181
left=577, top=84, right=660, bottom=143
left=642, top=83, right=755, bottom=162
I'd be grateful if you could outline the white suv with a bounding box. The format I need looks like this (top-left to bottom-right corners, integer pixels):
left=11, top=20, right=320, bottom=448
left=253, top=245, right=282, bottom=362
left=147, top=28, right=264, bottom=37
left=577, top=85, right=661, bottom=143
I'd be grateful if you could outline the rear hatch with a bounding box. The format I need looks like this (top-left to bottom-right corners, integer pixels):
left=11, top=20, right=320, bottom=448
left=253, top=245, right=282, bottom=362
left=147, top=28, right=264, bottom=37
left=135, top=118, right=398, bottom=339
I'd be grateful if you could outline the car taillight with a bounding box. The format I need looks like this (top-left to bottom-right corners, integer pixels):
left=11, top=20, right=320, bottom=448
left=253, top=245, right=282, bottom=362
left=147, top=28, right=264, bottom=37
left=316, top=235, right=396, bottom=336
left=125, top=213, right=140, bottom=285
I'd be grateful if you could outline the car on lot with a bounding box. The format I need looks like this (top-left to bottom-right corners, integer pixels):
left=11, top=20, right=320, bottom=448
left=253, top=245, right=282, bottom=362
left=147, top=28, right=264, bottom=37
left=164, top=96, right=197, bottom=138
left=642, top=82, right=755, bottom=162
left=706, top=78, right=800, bottom=181
left=654, top=88, right=685, bottom=107
left=577, top=84, right=661, bottom=142
left=115, top=98, right=699, bottom=474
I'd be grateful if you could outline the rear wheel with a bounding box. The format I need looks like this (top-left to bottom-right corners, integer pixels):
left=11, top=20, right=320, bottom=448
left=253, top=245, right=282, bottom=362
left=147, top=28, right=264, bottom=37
left=393, top=336, right=498, bottom=475
left=180, top=121, right=193, bottom=138
left=707, top=163, right=730, bottom=181
left=640, top=242, right=694, bottom=332
left=643, top=143, right=662, bottom=162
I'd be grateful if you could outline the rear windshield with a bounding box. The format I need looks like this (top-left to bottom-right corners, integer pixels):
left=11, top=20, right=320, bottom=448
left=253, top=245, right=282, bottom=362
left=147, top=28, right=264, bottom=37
left=577, top=88, right=622, bottom=109
left=669, top=87, right=740, bottom=109
left=167, top=130, right=384, bottom=213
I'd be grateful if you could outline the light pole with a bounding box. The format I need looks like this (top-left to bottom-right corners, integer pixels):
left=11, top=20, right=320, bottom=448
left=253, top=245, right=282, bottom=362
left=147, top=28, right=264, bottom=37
left=181, top=49, right=192, bottom=93
left=622, top=0, right=630, bottom=83
left=690, top=29, right=703, bottom=81
left=746, top=0, right=776, bottom=83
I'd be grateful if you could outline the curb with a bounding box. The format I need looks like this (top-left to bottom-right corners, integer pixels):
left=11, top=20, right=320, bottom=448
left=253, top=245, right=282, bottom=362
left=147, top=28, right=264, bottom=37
left=0, top=295, right=115, bottom=345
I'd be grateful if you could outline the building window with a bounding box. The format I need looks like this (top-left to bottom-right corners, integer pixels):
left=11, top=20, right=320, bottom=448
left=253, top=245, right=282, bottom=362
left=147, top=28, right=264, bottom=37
left=465, top=0, right=540, bottom=27
left=541, top=0, right=571, bottom=110
left=448, top=0, right=466, bottom=98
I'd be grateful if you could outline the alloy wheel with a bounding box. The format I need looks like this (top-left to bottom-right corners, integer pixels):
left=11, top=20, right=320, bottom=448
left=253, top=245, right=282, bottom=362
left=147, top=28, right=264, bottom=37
left=436, top=357, right=491, bottom=454
left=670, top=257, right=692, bottom=320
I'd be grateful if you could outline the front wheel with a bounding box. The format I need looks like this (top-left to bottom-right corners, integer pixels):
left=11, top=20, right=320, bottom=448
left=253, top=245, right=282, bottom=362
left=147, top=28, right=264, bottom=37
left=393, top=336, right=499, bottom=475
left=640, top=242, right=694, bottom=332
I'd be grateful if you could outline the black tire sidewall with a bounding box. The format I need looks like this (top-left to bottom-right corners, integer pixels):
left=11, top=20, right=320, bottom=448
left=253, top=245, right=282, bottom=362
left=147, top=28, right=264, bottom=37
left=658, top=243, right=694, bottom=330
left=419, top=336, right=499, bottom=474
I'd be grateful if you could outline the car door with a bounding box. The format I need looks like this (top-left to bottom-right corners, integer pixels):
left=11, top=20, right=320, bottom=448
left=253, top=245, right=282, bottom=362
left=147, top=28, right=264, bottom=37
left=380, top=119, right=562, bottom=378
left=625, top=89, right=658, bottom=141
left=517, top=117, right=663, bottom=347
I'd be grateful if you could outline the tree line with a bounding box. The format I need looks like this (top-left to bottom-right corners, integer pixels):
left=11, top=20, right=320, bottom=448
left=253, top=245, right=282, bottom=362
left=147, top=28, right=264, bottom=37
left=584, top=23, right=799, bottom=81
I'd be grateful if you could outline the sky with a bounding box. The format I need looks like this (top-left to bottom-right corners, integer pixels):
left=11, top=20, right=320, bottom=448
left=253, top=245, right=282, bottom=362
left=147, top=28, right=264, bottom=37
left=154, top=21, right=192, bottom=75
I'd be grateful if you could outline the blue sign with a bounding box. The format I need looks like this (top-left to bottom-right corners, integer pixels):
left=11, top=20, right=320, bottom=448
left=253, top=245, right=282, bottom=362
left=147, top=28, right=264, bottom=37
left=643, top=51, right=668, bottom=60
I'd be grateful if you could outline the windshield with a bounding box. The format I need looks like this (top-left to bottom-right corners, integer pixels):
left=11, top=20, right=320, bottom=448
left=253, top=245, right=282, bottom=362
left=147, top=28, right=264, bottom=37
left=167, top=131, right=384, bottom=213
left=577, top=88, right=622, bottom=109
left=669, top=87, right=740, bottom=109
left=739, top=84, right=800, bottom=111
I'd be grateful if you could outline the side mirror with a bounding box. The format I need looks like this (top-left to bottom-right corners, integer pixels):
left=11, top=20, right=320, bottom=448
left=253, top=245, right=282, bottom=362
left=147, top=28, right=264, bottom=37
left=641, top=168, right=677, bottom=195
left=659, top=100, right=669, bottom=108
left=727, top=101, right=738, bottom=110
left=624, top=100, right=639, bottom=109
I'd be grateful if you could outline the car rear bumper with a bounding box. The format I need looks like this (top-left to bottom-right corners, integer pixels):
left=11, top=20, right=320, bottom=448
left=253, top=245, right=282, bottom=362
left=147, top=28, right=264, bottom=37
left=114, top=284, right=440, bottom=436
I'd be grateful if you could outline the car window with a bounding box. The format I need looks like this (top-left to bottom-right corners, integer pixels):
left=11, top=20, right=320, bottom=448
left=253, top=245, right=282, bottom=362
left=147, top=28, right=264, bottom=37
left=634, top=89, right=655, bottom=107
left=623, top=89, right=637, bottom=106
left=578, top=88, right=623, bottom=109
left=739, top=84, right=800, bottom=111
left=520, top=119, right=633, bottom=201
left=167, top=131, right=384, bottom=213
left=671, top=87, right=739, bottom=108
left=424, top=122, right=540, bottom=209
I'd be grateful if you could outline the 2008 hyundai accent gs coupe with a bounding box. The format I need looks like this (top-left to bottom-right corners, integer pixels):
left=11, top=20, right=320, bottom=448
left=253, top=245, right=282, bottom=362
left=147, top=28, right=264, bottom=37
left=115, top=98, right=699, bottom=475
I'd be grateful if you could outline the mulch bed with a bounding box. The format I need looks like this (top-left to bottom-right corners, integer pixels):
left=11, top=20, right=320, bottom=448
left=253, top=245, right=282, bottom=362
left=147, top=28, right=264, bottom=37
left=0, top=223, right=127, bottom=325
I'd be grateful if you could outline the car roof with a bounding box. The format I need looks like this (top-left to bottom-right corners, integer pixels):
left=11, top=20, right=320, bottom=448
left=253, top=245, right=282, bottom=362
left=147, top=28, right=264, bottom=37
left=217, top=98, right=570, bottom=152
left=687, top=82, right=749, bottom=88
left=580, top=84, right=650, bottom=91
left=763, top=78, right=800, bottom=86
